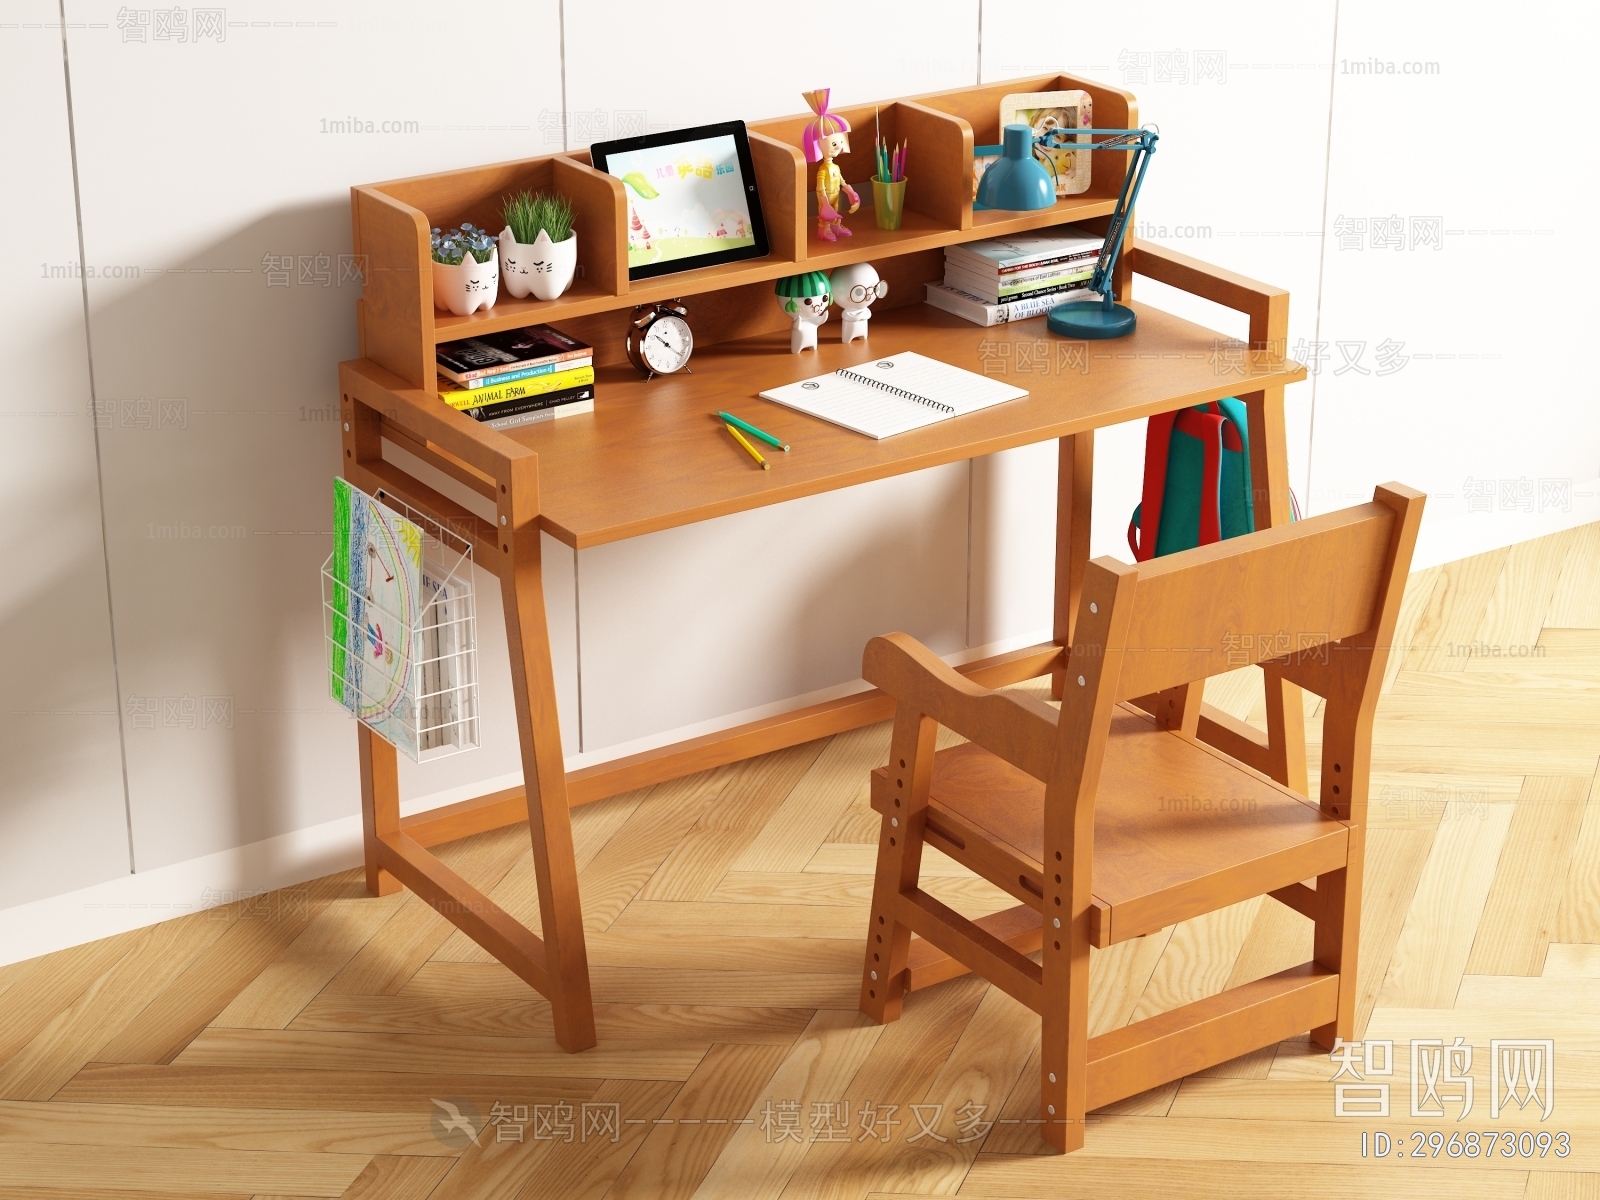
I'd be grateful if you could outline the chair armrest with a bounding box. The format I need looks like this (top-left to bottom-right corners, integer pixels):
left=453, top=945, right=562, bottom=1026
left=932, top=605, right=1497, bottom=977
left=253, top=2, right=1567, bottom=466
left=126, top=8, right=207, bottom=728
left=863, top=632, right=1058, bottom=780
left=1125, top=238, right=1287, bottom=349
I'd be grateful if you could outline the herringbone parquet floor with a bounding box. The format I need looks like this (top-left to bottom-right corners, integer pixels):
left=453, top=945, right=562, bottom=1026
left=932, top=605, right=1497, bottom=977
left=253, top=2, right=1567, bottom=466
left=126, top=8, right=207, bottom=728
left=1, top=522, right=1598, bottom=1200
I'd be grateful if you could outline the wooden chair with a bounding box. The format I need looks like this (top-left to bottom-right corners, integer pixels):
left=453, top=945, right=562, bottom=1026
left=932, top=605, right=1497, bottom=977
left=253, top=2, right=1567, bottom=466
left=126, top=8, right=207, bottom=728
left=857, top=483, right=1424, bottom=1152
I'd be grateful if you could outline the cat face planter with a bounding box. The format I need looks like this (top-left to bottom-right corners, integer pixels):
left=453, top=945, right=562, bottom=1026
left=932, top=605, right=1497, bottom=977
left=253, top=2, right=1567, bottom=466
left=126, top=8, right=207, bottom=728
left=431, top=248, right=499, bottom=316
left=498, top=227, right=577, bottom=301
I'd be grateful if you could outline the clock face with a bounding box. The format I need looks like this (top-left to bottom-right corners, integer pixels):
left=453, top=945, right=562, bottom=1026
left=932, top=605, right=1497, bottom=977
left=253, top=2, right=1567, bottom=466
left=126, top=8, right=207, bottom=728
left=641, top=314, right=693, bottom=374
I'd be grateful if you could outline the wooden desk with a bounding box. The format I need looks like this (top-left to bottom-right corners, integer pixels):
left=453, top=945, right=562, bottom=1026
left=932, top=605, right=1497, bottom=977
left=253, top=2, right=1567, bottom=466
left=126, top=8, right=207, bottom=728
left=338, top=240, right=1307, bottom=1052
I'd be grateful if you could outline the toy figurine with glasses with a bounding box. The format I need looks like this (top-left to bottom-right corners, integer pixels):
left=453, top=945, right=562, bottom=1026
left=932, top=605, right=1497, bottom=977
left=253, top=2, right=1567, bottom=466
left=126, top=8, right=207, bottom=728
left=829, top=261, right=887, bottom=343
left=802, top=89, right=860, bottom=241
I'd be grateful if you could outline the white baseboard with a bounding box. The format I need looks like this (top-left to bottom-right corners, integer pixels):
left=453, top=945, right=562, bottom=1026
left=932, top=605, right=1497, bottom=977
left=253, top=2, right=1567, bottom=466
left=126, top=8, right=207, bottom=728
left=1411, top=479, right=1600, bottom=570
left=0, top=629, right=1055, bottom=968
left=0, top=812, right=368, bottom=968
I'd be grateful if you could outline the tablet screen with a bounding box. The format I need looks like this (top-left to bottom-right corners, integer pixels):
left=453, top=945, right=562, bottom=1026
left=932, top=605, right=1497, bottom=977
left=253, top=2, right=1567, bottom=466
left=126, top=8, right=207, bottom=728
left=591, top=122, right=770, bottom=279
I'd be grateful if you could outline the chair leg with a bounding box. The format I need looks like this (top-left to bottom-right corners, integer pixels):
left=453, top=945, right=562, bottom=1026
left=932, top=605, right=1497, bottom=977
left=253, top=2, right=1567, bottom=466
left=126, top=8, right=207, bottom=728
left=1311, top=827, right=1365, bottom=1050
left=859, top=709, right=937, bottom=1025
left=1039, top=949, right=1090, bottom=1153
left=859, top=810, right=916, bottom=1023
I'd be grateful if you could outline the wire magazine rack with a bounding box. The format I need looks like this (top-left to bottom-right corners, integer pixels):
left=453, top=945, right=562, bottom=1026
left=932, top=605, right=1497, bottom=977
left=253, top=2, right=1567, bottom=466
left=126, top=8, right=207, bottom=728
left=321, top=487, right=480, bottom=763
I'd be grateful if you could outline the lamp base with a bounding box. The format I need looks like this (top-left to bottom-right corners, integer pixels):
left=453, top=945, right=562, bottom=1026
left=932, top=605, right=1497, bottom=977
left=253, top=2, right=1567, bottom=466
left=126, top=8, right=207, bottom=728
left=1047, top=301, right=1137, bottom=340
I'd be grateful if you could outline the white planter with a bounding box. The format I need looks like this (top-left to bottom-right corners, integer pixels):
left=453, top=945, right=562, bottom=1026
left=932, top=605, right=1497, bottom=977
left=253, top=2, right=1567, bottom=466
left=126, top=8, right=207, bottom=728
left=431, top=248, right=499, bottom=316
left=498, top=227, right=577, bottom=301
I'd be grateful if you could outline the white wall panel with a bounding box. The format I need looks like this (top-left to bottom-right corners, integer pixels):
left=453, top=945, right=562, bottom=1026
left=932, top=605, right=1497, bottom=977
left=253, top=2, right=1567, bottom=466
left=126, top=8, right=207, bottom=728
left=0, top=11, right=131, bottom=907
left=1311, top=2, right=1599, bottom=556
left=576, top=465, right=970, bottom=753
left=62, top=0, right=568, bottom=868
left=563, top=0, right=980, bottom=143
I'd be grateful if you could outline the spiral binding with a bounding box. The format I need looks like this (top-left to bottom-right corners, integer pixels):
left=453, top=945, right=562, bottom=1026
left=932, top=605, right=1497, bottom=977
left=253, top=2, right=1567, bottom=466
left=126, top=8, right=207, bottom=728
left=834, top=365, right=955, bottom=415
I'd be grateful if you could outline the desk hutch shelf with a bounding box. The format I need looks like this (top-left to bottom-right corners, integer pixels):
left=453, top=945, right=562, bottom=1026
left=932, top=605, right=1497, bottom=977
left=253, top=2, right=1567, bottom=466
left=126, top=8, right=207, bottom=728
left=336, top=73, right=1310, bottom=1057
left=350, top=73, right=1135, bottom=389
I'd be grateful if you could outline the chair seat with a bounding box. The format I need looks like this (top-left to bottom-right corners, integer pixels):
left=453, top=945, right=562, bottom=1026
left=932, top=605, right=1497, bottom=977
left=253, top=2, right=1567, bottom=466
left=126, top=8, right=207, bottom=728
left=872, top=705, right=1349, bottom=945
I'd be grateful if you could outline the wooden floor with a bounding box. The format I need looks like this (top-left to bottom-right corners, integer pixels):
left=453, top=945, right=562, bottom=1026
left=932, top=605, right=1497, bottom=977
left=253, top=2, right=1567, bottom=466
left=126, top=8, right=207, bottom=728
left=2, top=523, right=1599, bottom=1200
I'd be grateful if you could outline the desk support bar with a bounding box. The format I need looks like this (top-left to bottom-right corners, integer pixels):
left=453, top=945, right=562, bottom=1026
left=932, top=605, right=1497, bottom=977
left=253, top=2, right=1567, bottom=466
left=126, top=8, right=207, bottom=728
left=399, top=640, right=1065, bottom=850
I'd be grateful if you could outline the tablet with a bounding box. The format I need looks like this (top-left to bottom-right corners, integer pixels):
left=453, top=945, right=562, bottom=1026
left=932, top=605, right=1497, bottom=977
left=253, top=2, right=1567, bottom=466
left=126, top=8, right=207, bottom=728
left=589, top=120, right=771, bottom=280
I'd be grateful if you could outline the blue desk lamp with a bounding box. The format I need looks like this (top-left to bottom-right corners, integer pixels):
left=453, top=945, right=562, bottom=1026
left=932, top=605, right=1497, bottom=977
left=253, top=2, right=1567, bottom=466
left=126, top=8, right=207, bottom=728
left=975, top=123, right=1056, bottom=211
left=972, top=125, right=1160, bottom=340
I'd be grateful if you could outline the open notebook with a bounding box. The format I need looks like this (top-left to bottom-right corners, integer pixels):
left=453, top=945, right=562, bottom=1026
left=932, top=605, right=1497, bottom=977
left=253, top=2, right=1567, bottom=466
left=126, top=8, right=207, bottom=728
left=759, top=351, right=1028, bottom=439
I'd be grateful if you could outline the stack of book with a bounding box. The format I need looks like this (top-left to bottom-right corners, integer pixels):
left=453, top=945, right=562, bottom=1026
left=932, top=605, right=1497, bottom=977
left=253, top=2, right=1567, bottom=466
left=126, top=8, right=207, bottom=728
left=924, top=226, right=1103, bottom=327
left=436, top=324, right=594, bottom=431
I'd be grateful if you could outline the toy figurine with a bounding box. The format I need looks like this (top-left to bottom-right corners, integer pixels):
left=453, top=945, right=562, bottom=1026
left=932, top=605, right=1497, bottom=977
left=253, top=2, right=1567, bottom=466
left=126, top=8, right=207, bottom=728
left=775, top=271, right=832, bottom=353
left=801, top=89, right=860, bottom=242
left=828, top=261, right=887, bottom=344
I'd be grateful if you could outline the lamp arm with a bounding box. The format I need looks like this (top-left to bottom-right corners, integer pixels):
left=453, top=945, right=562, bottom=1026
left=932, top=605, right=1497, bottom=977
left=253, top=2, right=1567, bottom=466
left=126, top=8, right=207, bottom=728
left=1088, top=134, right=1156, bottom=309
left=970, top=127, right=1160, bottom=311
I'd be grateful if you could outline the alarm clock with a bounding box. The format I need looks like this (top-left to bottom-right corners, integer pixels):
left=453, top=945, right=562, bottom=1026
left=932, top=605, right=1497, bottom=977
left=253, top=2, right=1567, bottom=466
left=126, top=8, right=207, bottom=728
left=625, top=300, right=694, bottom=379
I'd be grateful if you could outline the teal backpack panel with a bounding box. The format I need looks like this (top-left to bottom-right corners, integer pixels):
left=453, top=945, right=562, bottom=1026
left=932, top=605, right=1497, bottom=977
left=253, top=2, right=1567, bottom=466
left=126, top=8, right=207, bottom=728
left=1129, top=397, right=1258, bottom=560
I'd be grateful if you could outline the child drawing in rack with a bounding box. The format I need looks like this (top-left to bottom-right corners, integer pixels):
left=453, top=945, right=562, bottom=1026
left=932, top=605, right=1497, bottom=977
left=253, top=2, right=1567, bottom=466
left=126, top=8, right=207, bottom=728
left=802, top=89, right=860, bottom=242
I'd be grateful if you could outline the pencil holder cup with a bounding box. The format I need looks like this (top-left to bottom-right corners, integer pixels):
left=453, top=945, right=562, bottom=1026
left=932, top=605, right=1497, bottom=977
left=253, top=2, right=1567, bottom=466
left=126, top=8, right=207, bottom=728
left=872, top=178, right=906, bottom=230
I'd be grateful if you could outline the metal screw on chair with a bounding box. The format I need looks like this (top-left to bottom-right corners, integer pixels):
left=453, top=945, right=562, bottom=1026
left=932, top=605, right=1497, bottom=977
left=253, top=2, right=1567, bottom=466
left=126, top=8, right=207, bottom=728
left=1089, top=602, right=1097, bottom=613
left=870, top=970, right=877, bottom=980
left=1049, top=1073, right=1057, bottom=1082
left=1053, top=918, right=1060, bottom=928
left=1047, top=1104, right=1056, bottom=1114
left=1077, top=676, right=1086, bottom=686
left=890, top=817, right=898, bottom=827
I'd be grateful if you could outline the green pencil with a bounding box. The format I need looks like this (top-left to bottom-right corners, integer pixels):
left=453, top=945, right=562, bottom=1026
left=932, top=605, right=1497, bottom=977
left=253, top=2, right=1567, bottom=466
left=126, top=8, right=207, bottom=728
left=717, top=411, right=789, bottom=451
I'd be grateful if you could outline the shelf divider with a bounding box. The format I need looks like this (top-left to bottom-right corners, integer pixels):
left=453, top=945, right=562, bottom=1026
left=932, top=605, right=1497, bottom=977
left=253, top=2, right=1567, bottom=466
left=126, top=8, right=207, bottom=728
left=747, top=131, right=807, bottom=265
left=897, top=100, right=975, bottom=231
left=552, top=155, right=629, bottom=298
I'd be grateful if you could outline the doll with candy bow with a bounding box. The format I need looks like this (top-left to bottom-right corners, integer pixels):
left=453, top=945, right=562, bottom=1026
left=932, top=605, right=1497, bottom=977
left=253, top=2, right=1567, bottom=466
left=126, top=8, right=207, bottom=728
left=801, top=89, right=860, bottom=242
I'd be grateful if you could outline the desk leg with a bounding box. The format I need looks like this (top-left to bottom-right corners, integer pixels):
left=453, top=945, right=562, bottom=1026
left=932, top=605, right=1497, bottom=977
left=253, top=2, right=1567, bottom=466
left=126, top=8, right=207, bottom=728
left=502, top=514, right=597, bottom=1053
left=358, top=724, right=400, bottom=897
left=1052, top=432, right=1094, bottom=700
left=1244, top=383, right=1310, bottom=794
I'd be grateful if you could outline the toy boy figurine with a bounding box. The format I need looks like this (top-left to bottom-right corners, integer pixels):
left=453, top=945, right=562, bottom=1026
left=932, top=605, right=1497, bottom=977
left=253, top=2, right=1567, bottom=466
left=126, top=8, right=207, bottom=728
left=802, top=89, right=860, bottom=242
left=829, top=261, right=887, bottom=343
left=775, top=271, right=832, bottom=352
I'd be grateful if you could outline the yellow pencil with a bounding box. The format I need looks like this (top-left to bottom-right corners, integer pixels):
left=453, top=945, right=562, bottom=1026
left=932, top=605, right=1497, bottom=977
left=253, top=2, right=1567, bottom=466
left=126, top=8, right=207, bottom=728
left=724, top=421, right=769, bottom=470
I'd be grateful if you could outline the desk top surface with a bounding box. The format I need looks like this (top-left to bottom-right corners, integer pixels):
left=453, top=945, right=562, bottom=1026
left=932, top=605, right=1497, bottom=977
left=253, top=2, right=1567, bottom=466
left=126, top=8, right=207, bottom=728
left=369, top=302, right=1304, bottom=548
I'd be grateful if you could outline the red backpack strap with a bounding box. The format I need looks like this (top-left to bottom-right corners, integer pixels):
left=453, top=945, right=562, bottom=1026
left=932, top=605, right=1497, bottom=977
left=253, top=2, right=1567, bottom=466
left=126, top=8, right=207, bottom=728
left=1133, top=411, right=1178, bottom=561
left=1173, top=409, right=1225, bottom=545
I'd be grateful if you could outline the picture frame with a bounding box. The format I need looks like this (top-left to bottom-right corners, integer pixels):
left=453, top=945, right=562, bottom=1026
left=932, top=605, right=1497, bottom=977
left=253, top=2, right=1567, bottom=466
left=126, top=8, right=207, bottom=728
left=998, top=89, right=1094, bottom=197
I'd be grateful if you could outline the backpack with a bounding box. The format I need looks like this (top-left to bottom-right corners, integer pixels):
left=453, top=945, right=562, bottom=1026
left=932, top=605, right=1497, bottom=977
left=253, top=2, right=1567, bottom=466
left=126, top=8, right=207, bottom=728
left=1128, top=398, right=1258, bottom=561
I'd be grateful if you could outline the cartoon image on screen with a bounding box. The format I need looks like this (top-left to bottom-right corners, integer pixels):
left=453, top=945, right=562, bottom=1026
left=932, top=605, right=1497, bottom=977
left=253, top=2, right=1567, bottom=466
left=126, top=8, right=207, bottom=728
left=604, top=134, right=756, bottom=269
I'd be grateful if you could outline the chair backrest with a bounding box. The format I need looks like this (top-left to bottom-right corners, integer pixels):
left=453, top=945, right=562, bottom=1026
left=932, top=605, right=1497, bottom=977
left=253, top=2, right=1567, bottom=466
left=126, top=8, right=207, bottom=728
left=1053, top=483, right=1424, bottom=830
left=1111, top=491, right=1415, bottom=702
